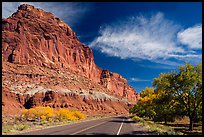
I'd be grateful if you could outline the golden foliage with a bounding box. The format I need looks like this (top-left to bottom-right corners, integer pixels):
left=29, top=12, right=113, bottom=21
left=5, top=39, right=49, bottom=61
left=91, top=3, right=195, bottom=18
left=21, top=106, right=85, bottom=122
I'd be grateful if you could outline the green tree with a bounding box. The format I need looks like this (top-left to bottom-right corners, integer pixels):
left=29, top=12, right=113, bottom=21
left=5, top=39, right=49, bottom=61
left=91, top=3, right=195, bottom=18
left=152, top=90, right=184, bottom=124
left=153, top=62, right=202, bottom=131
left=130, top=87, right=156, bottom=119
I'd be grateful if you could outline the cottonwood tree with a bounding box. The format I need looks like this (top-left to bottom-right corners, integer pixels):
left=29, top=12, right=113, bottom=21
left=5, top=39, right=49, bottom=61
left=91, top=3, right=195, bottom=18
left=153, top=89, right=185, bottom=124
left=130, top=86, right=182, bottom=124
left=130, top=87, right=157, bottom=119
left=153, top=62, right=202, bottom=131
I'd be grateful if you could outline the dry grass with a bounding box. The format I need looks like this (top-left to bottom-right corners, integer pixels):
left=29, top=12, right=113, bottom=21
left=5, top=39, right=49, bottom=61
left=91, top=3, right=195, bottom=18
left=2, top=106, right=86, bottom=135
left=139, top=116, right=202, bottom=135
left=2, top=110, right=112, bottom=135
left=164, top=117, right=202, bottom=135
left=139, top=120, right=180, bottom=135
left=131, top=115, right=202, bottom=135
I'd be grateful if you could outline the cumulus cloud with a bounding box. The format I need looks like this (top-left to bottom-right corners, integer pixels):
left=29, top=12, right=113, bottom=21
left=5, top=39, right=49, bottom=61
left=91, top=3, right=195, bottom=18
left=177, top=24, right=202, bottom=49
left=2, top=2, right=92, bottom=27
left=89, top=12, right=202, bottom=66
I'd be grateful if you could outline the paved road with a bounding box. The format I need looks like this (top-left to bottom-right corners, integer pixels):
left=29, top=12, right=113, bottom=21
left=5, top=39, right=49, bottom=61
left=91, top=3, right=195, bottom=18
left=17, top=116, right=158, bottom=135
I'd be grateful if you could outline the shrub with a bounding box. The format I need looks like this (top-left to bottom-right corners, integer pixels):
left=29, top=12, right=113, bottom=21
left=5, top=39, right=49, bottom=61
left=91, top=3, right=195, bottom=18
left=14, top=124, right=29, bottom=131
left=21, top=106, right=85, bottom=123
left=55, top=109, right=85, bottom=121
left=21, top=106, right=55, bottom=121
left=56, top=108, right=71, bottom=121
left=73, top=111, right=85, bottom=120
left=132, top=115, right=143, bottom=122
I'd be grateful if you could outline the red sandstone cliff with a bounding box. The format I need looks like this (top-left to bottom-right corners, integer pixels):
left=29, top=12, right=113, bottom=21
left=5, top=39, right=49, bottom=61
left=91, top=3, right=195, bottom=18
left=2, top=4, right=139, bottom=116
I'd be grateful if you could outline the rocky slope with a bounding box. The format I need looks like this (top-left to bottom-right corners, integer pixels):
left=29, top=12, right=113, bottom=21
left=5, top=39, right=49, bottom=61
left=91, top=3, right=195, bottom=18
left=2, top=4, right=140, bottom=116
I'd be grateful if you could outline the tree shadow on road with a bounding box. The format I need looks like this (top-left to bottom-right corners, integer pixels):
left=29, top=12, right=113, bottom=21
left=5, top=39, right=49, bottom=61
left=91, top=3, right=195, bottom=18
left=113, top=116, right=128, bottom=119
left=109, top=119, right=137, bottom=124
left=80, top=133, right=111, bottom=135
left=122, top=130, right=159, bottom=135
left=80, top=130, right=159, bottom=135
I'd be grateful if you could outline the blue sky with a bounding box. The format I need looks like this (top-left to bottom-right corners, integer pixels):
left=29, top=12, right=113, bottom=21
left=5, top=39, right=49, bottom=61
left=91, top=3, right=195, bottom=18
left=2, top=2, right=202, bottom=92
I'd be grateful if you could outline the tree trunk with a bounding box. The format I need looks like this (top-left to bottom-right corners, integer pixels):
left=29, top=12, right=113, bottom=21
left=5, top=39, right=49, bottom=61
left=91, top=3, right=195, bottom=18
left=164, top=116, right=167, bottom=125
left=189, top=116, right=193, bottom=131
left=164, top=120, right=167, bottom=125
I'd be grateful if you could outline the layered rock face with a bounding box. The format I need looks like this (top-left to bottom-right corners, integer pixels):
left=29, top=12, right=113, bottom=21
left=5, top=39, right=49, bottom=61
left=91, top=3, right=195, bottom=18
left=2, top=4, right=100, bottom=82
left=2, top=4, right=139, bottom=116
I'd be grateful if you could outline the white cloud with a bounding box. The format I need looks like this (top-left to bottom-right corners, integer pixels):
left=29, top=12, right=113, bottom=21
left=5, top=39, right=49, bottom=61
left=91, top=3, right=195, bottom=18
left=177, top=24, right=202, bottom=49
left=2, top=2, right=92, bottom=27
left=89, top=12, right=202, bottom=67
left=129, top=78, right=151, bottom=82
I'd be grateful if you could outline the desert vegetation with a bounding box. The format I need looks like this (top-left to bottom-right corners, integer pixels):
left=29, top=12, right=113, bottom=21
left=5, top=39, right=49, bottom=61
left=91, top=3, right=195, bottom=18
left=2, top=106, right=85, bottom=134
left=21, top=106, right=85, bottom=122
left=131, top=115, right=182, bottom=135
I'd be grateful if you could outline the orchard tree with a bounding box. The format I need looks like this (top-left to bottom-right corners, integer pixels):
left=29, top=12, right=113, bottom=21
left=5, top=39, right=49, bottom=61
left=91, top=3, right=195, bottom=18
left=153, top=90, right=185, bottom=124
left=130, top=87, right=156, bottom=119
left=139, top=87, right=157, bottom=119
left=130, top=87, right=180, bottom=123
left=153, top=62, right=202, bottom=131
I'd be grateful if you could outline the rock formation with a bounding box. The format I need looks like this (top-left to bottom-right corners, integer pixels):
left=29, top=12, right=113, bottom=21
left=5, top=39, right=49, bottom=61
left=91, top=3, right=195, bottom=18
left=2, top=4, right=140, bottom=116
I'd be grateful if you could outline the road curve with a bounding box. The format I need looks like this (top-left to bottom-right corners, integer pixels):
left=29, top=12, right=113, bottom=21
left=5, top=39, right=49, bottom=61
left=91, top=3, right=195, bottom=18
left=17, top=115, right=158, bottom=135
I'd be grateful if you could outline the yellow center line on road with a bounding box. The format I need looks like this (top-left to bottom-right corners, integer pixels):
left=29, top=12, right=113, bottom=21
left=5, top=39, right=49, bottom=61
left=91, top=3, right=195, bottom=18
left=70, top=121, right=108, bottom=135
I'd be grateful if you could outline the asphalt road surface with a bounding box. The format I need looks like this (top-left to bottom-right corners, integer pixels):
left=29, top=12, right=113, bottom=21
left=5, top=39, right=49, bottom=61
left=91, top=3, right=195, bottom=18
left=17, top=116, right=158, bottom=135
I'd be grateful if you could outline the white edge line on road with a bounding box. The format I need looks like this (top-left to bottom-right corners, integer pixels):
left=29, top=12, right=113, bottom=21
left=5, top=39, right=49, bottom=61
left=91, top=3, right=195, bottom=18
left=116, top=117, right=125, bottom=135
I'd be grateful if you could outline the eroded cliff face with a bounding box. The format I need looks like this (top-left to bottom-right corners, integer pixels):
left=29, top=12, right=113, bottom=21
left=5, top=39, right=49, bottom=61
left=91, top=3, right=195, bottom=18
left=2, top=4, right=139, bottom=116
left=2, top=4, right=101, bottom=83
